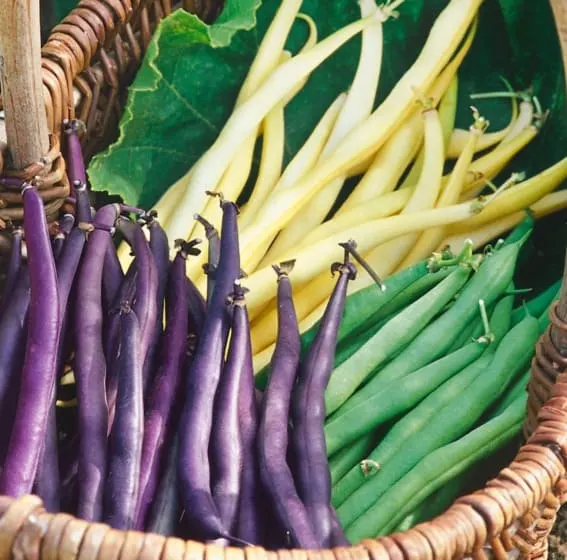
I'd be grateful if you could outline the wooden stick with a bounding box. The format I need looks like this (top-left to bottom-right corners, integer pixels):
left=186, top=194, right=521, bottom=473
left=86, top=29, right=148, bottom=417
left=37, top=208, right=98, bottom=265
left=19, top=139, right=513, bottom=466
left=0, top=0, right=49, bottom=170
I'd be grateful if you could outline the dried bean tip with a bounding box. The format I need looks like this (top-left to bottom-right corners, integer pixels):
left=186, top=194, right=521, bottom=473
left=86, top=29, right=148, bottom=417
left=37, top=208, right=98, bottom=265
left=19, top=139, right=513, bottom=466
left=175, top=238, right=203, bottom=259
left=226, top=280, right=249, bottom=305
left=194, top=213, right=218, bottom=239
left=20, top=182, right=34, bottom=195
left=272, top=259, right=296, bottom=278
left=77, top=222, right=95, bottom=234
left=72, top=179, right=87, bottom=191
left=360, top=460, right=381, bottom=477
left=62, top=119, right=87, bottom=136
left=330, top=261, right=357, bottom=281
left=340, top=240, right=381, bottom=289
left=143, top=209, right=160, bottom=225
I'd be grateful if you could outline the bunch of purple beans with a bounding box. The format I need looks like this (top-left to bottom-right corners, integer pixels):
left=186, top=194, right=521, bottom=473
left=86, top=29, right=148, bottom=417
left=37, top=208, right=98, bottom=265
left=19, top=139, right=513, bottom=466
left=0, top=120, right=358, bottom=550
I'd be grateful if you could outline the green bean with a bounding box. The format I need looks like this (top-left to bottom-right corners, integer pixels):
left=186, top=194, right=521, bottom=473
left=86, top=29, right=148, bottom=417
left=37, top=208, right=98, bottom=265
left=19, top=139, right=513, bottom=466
left=511, top=279, right=561, bottom=326
left=330, top=295, right=514, bottom=509
left=325, top=337, right=488, bottom=456
left=331, top=353, right=487, bottom=510
left=346, top=394, right=526, bottom=540
left=329, top=431, right=380, bottom=486
left=324, top=266, right=471, bottom=415
left=338, top=313, right=538, bottom=529
left=394, top=365, right=531, bottom=534
left=333, top=318, right=389, bottom=370
left=487, top=367, right=530, bottom=418
left=392, top=374, right=528, bottom=535
left=335, top=238, right=526, bottom=418
left=346, top=266, right=456, bottom=343
left=334, top=268, right=456, bottom=369
left=392, top=474, right=467, bottom=533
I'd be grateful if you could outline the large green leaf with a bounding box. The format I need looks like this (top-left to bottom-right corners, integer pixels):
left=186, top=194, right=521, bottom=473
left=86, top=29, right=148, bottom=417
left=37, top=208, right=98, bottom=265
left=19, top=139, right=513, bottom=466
left=87, top=0, right=444, bottom=208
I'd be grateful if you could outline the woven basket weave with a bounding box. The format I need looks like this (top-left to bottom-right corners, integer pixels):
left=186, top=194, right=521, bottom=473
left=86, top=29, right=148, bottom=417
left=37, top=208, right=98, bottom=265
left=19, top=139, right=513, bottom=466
left=0, top=1, right=566, bottom=559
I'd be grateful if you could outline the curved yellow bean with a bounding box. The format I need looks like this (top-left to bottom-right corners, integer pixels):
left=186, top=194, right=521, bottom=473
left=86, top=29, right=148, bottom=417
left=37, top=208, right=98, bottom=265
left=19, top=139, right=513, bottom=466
left=440, top=189, right=567, bottom=255
left=396, top=108, right=487, bottom=270
left=452, top=157, right=567, bottom=233
left=361, top=103, right=445, bottom=278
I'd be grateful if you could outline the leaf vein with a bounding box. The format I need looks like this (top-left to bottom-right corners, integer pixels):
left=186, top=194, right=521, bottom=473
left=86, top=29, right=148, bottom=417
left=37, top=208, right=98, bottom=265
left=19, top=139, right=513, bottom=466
left=161, top=76, right=219, bottom=133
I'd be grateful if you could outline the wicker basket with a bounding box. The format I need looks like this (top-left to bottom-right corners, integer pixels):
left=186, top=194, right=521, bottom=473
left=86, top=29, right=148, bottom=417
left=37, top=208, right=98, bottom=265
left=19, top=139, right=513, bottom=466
left=0, top=0, right=566, bottom=558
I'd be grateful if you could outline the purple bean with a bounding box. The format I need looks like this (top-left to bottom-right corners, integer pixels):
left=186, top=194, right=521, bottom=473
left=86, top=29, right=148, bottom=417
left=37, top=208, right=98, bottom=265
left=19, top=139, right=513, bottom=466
left=146, top=435, right=181, bottom=537
left=106, top=261, right=137, bottom=426
left=0, top=176, right=25, bottom=187
left=53, top=237, right=65, bottom=261
left=56, top=227, right=89, bottom=315
left=59, top=213, right=76, bottom=236
left=104, top=307, right=144, bottom=529
left=178, top=197, right=240, bottom=540
left=187, top=276, right=207, bottom=335
left=52, top=214, right=75, bottom=260
left=210, top=283, right=248, bottom=534
left=0, top=267, right=30, bottom=465
left=330, top=507, right=350, bottom=547
left=73, top=181, right=92, bottom=225
left=33, top=406, right=60, bottom=512
left=130, top=225, right=158, bottom=367
left=105, top=260, right=137, bottom=359
left=291, top=250, right=356, bottom=547
left=169, top=238, right=206, bottom=336
left=142, top=219, right=170, bottom=393
left=257, top=261, right=319, bottom=549
left=135, top=246, right=190, bottom=530
left=74, top=203, right=121, bottom=521
left=194, top=214, right=220, bottom=304
left=234, top=287, right=262, bottom=544
left=63, top=120, right=87, bottom=187
left=1, top=227, right=23, bottom=309
left=102, top=241, right=125, bottom=314
left=0, top=185, right=60, bottom=497
left=35, top=223, right=89, bottom=510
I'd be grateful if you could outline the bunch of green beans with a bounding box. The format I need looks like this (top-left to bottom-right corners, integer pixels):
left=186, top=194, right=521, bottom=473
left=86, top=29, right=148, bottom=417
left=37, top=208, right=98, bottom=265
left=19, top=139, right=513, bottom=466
left=317, top=222, right=560, bottom=542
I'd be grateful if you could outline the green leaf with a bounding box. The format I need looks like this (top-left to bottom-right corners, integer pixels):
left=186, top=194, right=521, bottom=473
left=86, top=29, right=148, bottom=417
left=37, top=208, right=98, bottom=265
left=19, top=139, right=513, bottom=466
left=87, top=0, right=442, bottom=208
left=87, top=3, right=258, bottom=208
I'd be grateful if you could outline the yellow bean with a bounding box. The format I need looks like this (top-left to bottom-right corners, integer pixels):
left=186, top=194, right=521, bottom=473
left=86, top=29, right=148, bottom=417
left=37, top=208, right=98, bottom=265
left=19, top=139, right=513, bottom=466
left=396, top=108, right=487, bottom=270
left=440, top=190, right=567, bottom=254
